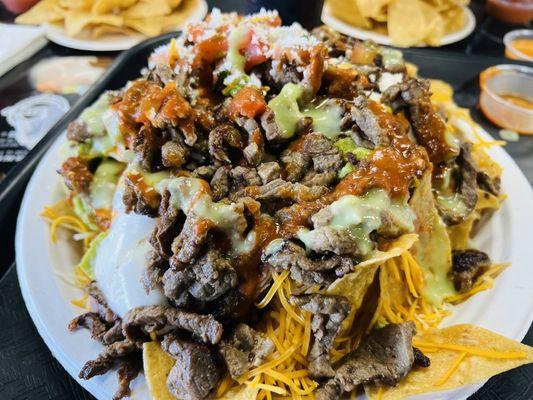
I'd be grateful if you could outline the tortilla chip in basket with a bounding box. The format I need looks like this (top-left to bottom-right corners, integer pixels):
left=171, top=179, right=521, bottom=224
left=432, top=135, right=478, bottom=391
left=365, top=324, right=533, bottom=399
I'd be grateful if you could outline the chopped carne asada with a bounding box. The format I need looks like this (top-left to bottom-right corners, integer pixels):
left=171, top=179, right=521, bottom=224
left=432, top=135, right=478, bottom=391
left=53, top=8, right=507, bottom=400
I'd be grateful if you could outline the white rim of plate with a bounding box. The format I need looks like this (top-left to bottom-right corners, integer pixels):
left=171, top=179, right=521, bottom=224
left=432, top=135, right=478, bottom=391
left=43, top=0, right=208, bottom=51
left=15, top=125, right=533, bottom=399
left=321, top=3, right=476, bottom=47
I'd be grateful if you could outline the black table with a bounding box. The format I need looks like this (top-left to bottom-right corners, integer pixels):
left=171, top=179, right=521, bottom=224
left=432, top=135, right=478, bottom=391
left=0, top=1, right=532, bottom=399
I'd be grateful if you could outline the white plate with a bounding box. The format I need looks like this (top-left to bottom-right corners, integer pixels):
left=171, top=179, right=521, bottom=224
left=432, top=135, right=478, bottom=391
left=43, top=0, right=207, bottom=51
left=16, top=124, right=533, bottom=399
left=321, top=3, right=476, bottom=47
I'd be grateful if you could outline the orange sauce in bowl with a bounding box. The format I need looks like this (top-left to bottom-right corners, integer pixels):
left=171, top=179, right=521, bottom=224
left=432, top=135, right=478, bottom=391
left=506, top=38, right=533, bottom=60
left=500, top=93, right=533, bottom=110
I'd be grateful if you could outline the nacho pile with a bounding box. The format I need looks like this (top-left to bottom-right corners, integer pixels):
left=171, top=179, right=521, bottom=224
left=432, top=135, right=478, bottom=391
left=42, top=9, right=533, bottom=400
left=327, top=0, right=470, bottom=47
left=16, top=0, right=201, bottom=38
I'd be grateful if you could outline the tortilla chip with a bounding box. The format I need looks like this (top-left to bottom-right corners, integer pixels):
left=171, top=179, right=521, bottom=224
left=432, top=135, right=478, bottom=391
left=366, top=324, right=533, bottom=400
left=143, top=342, right=175, bottom=400
left=92, top=0, right=137, bottom=14
left=421, top=1, right=445, bottom=46
left=124, top=0, right=172, bottom=18
left=168, top=0, right=183, bottom=8
left=358, top=234, right=418, bottom=268
left=125, top=0, right=200, bottom=36
left=124, top=17, right=164, bottom=36
left=356, top=0, right=391, bottom=22
left=59, top=0, right=92, bottom=10
left=15, top=0, right=65, bottom=25
left=328, top=0, right=373, bottom=30
left=91, top=24, right=136, bottom=38
left=64, top=11, right=124, bottom=37
left=388, top=0, right=443, bottom=47
left=327, top=265, right=379, bottom=336
left=409, top=171, right=455, bottom=304
left=219, top=385, right=258, bottom=400
left=442, top=5, right=466, bottom=33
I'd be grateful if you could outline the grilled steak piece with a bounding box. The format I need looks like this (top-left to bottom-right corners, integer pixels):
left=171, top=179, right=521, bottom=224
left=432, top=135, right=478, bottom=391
left=87, top=281, right=119, bottom=323
left=300, top=133, right=343, bottom=173
left=246, top=178, right=329, bottom=203
left=349, top=96, right=391, bottom=148
left=230, top=166, right=262, bottom=189
left=123, top=305, right=223, bottom=345
left=399, top=79, right=457, bottom=164
left=170, top=216, right=212, bottom=265
left=436, top=143, right=479, bottom=226
left=151, top=190, right=185, bottom=259
left=163, top=249, right=238, bottom=306
left=79, top=339, right=138, bottom=379
left=280, top=149, right=311, bottom=182
left=301, top=170, right=337, bottom=187
left=69, top=312, right=107, bottom=341
left=260, top=108, right=284, bottom=142
left=413, top=347, right=431, bottom=368
left=219, top=323, right=275, bottom=379
left=58, top=157, right=93, bottom=195
left=208, top=124, right=244, bottom=164
left=162, top=335, right=221, bottom=400
left=114, top=354, right=142, bottom=400
left=316, top=322, right=416, bottom=399
left=452, top=249, right=491, bottom=292
left=236, top=117, right=265, bottom=166
left=67, top=120, right=91, bottom=143
left=262, top=239, right=353, bottom=285
left=257, top=162, right=282, bottom=184
left=162, top=140, right=189, bottom=168
left=210, top=166, right=231, bottom=201
left=477, top=171, right=500, bottom=196
left=290, top=294, right=351, bottom=378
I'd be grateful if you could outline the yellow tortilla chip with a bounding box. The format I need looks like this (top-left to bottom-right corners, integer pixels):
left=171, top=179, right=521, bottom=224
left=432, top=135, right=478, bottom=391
left=388, top=0, right=444, bottom=47
left=143, top=342, right=175, bottom=400
left=366, top=324, right=533, bottom=400
left=59, top=0, right=92, bottom=10
left=125, top=0, right=200, bottom=36
left=356, top=0, right=391, bottom=22
left=64, top=11, right=123, bottom=37
left=168, top=0, right=183, bottom=9
left=91, top=24, right=135, bottom=38
left=327, top=264, right=379, bottom=336
left=442, top=5, right=466, bottom=33
left=124, top=17, right=164, bottom=36
left=15, top=0, right=65, bottom=25
left=409, top=171, right=455, bottom=304
left=124, top=0, right=172, bottom=18
left=92, top=0, right=138, bottom=14
left=328, top=0, right=373, bottom=30
left=219, top=385, right=258, bottom=400
left=358, top=234, right=418, bottom=268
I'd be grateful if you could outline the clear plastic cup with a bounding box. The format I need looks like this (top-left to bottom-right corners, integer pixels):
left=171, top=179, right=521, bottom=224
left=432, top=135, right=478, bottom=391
left=479, top=64, right=533, bottom=135
left=504, top=29, right=533, bottom=62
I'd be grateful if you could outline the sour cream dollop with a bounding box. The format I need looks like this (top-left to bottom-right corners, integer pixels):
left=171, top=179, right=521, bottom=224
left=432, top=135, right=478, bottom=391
left=93, top=187, right=166, bottom=317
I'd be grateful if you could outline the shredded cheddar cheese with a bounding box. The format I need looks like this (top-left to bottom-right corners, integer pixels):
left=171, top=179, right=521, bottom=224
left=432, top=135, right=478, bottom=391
left=437, top=351, right=468, bottom=386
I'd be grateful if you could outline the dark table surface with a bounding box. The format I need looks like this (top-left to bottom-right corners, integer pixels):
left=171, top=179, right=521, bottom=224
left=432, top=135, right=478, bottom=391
left=0, top=1, right=532, bottom=399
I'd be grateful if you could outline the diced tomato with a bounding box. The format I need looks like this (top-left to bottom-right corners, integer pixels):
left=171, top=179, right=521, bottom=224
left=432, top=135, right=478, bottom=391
left=193, top=34, right=228, bottom=66
left=227, top=87, right=267, bottom=119
left=188, top=24, right=204, bottom=42
left=244, top=35, right=269, bottom=71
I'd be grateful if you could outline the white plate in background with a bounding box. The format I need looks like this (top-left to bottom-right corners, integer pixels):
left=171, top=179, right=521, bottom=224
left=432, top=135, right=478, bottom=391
left=43, top=0, right=207, bottom=51
left=322, top=3, right=476, bottom=47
